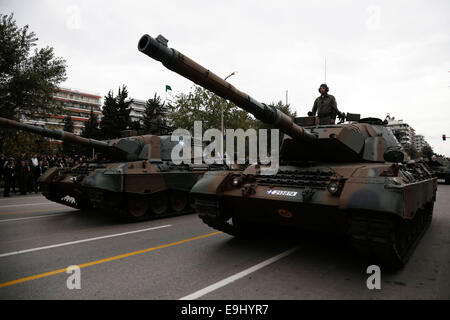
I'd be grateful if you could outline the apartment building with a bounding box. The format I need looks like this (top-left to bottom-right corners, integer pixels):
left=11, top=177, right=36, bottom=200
left=129, top=99, right=146, bottom=124
left=386, top=118, right=415, bottom=146
left=23, top=87, right=102, bottom=135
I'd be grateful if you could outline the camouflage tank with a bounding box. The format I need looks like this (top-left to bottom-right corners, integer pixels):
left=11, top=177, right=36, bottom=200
left=426, top=156, right=450, bottom=184
left=138, top=34, right=437, bottom=268
left=0, top=117, right=225, bottom=221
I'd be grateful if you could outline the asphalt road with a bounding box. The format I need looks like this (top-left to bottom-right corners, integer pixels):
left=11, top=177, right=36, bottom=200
left=0, top=184, right=449, bottom=300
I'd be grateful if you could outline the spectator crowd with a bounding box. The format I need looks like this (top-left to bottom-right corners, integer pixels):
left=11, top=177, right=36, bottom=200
left=0, top=153, right=91, bottom=197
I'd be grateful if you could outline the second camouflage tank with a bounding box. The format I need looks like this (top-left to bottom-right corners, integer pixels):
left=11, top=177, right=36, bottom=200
left=0, top=117, right=226, bottom=221
left=138, top=33, right=437, bottom=269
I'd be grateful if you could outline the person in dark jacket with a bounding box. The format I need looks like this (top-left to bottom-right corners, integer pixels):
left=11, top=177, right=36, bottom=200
left=34, top=160, right=46, bottom=192
left=309, top=84, right=343, bottom=125
left=3, top=161, right=15, bottom=197
left=17, top=160, right=30, bottom=195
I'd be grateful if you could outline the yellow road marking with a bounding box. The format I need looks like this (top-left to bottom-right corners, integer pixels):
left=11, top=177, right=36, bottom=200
left=0, top=231, right=222, bottom=288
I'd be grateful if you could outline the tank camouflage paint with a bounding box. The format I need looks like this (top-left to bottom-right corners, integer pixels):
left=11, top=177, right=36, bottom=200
left=138, top=34, right=437, bottom=268
left=0, top=117, right=225, bottom=221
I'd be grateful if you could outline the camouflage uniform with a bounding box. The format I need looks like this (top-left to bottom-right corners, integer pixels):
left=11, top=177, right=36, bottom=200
left=311, top=94, right=340, bottom=125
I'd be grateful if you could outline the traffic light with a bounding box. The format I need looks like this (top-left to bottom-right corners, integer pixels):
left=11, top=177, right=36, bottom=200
left=443, top=134, right=446, bottom=141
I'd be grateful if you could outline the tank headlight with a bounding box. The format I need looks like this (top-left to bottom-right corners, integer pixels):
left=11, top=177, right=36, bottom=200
left=327, top=182, right=340, bottom=194
left=232, top=177, right=241, bottom=188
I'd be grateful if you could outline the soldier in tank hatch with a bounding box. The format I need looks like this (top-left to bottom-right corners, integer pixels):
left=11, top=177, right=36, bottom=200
left=309, top=84, right=343, bottom=125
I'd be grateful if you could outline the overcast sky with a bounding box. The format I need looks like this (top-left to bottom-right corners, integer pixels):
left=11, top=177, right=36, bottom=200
left=2, top=0, right=449, bottom=156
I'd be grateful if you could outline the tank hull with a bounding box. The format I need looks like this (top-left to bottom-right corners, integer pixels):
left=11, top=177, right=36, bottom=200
left=192, top=163, right=437, bottom=269
left=39, top=160, right=212, bottom=221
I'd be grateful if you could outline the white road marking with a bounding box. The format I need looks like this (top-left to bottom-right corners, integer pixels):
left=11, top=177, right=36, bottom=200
left=0, top=202, right=59, bottom=208
left=0, top=224, right=172, bottom=258
left=179, top=247, right=298, bottom=300
left=0, top=212, right=77, bottom=223
left=0, top=195, right=43, bottom=201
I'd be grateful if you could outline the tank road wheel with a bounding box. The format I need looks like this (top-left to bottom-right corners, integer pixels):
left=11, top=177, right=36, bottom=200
left=150, top=192, right=169, bottom=215
left=169, top=191, right=188, bottom=212
left=126, top=194, right=150, bottom=221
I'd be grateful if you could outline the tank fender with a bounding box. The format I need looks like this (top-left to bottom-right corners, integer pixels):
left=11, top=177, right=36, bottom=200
left=190, top=171, right=231, bottom=196
left=81, top=165, right=125, bottom=193
left=38, top=167, right=59, bottom=183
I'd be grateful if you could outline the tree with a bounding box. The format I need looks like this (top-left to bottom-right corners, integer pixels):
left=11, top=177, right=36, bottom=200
left=2, top=131, right=52, bottom=159
left=0, top=13, right=67, bottom=120
left=130, top=120, right=142, bottom=133
left=63, top=115, right=74, bottom=133
left=78, top=108, right=101, bottom=156
left=420, top=145, right=434, bottom=160
left=142, top=93, right=171, bottom=135
left=62, top=115, right=75, bottom=156
left=100, top=85, right=133, bottom=139
left=81, top=108, right=101, bottom=140
left=168, top=85, right=255, bottom=133
left=403, top=144, right=419, bottom=160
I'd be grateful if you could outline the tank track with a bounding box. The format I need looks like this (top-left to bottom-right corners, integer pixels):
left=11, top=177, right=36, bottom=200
left=197, top=196, right=433, bottom=269
left=196, top=196, right=240, bottom=235
left=348, top=203, right=433, bottom=270
left=199, top=215, right=239, bottom=236
left=43, top=194, right=91, bottom=210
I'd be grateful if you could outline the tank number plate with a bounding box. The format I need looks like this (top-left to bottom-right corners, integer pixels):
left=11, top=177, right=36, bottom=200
left=267, top=190, right=298, bottom=197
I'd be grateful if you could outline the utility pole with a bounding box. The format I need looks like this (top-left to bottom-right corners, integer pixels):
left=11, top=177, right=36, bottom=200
left=221, top=71, right=237, bottom=160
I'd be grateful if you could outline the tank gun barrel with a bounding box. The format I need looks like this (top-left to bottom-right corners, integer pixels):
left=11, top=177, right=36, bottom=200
left=0, top=117, right=109, bottom=149
left=138, top=34, right=316, bottom=142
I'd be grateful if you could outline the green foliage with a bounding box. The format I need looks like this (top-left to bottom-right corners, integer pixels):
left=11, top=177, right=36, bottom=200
left=0, top=13, right=66, bottom=155
left=76, top=108, right=101, bottom=157
left=168, top=86, right=255, bottom=133
left=0, top=13, right=67, bottom=120
left=420, top=145, right=433, bottom=160
left=63, top=115, right=74, bottom=133
left=81, top=108, right=101, bottom=140
left=403, top=144, right=419, bottom=160
left=61, top=115, right=75, bottom=156
left=100, top=85, right=133, bottom=139
left=2, top=130, right=54, bottom=158
left=142, top=93, right=171, bottom=135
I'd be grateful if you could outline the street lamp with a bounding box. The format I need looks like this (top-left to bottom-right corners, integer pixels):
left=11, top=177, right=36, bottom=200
left=221, top=71, right=237, bottom=160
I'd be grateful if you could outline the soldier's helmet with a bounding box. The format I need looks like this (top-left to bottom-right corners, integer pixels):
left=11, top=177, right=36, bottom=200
left=319, top=83, right=329, bottom=93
